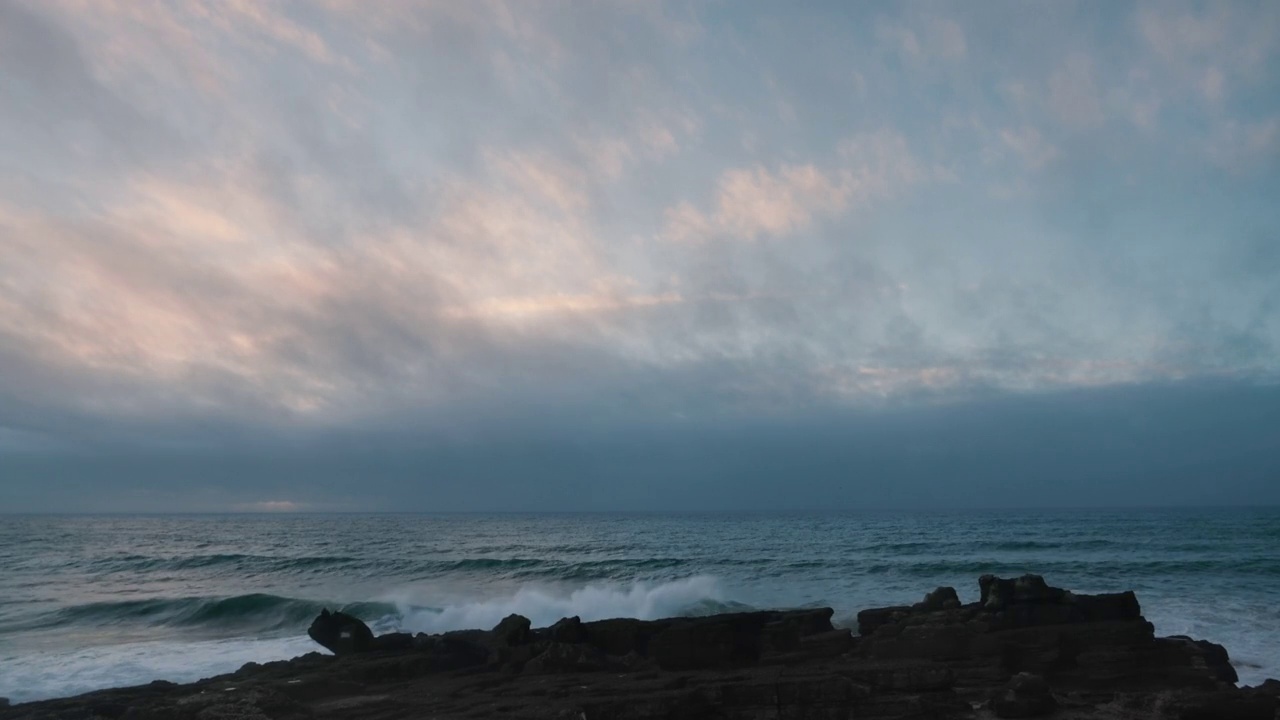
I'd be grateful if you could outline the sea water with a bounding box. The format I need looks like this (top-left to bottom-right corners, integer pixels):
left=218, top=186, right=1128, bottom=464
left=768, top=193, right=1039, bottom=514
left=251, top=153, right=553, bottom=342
left=1, top=508, right=1277, bottom=703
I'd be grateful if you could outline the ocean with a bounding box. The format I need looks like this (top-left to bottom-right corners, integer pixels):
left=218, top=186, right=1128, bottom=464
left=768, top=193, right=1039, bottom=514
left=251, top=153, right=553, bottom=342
left=1, top=508, right=1277, bottom=703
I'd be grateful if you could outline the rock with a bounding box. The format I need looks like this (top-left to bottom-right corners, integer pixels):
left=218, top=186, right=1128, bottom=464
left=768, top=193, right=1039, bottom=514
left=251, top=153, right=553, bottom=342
left=1171, top=688, right=1279, bottom=720
left=794, top=628, right=854, bottom=659
left=419, top=633, right=492, bottom=672
left=650, top=616, right=759, bottom=670
left=856, top=662, right=955, bottom=692
left=915, top=586, right=962, bottom=611
left=979, top=574, right=1070, bottom=610
left=546, top=615, right=586, bottom=644
left=492, top=613, right=532, bottom=646
left=857, top=574, right=1235, bottom=693
left=0, top=697, right=9, bottom=708
left=857, top=605, right=910, bottom=636
left=1165, top=635, right=1239, bottom=684
left=1254, top=678, right=1280, bottom=694
left=648, top=611, right=831, bottom=670
left=582, top=617, right=670, bottom=656
left=525, top=642, right=611, bottom=673
left=307, top=608, right=375, bottom=655
left=990, top=672, right=1056, bottom=718
left=1075, top=591, right=1141, bottom=622
left=370, top=631, right=414, bottom=652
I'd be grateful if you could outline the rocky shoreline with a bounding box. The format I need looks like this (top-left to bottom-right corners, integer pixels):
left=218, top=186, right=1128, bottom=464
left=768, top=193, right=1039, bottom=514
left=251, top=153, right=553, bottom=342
left=3, top=574, right=1277, bottom=719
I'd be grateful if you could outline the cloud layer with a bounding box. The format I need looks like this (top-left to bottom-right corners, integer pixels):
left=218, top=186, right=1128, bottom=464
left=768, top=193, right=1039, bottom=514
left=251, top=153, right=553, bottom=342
left=1, top=1, right=1278, bottom=509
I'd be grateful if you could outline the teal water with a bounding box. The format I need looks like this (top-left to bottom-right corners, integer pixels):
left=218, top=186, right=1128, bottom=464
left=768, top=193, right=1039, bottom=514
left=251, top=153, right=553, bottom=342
left=1, top=509, right=1277, bottom=702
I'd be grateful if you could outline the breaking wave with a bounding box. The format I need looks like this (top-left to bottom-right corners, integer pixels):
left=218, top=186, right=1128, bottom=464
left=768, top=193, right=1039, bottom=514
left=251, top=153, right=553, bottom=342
left=394, top=575, right=746, bottom=635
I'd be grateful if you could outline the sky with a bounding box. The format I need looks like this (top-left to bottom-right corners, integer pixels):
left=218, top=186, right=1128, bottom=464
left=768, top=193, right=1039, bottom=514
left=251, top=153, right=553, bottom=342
left=1, top=0, right=1278, bottom=512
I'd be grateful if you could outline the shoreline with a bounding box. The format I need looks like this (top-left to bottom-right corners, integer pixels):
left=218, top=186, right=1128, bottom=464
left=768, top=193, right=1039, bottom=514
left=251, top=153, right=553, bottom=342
left=3, top=574, right=1278, bottom=719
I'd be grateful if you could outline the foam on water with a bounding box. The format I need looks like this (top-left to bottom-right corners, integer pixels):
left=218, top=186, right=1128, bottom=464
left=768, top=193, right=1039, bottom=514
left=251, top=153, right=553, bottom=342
left=391, top=575, right=731, bottom=634
left=0, top=635, right=322, bottom=705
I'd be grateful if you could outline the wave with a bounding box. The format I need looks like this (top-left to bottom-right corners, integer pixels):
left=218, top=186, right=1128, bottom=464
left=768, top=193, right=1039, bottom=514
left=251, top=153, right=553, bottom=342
left=15, top=576, right=743, bottom=640
left=393, top=576, right=739, bottom=635
left=84, top=553, right=691, bottom=583
left=23, top=594, right=396, bottom=635
left=0, top=635, right=318, bottom=705
left=88, top=553, right=366, bottom=575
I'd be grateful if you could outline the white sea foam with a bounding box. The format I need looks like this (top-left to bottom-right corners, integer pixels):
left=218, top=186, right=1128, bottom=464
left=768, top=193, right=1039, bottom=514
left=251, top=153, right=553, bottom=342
left=0, top=635, right=321, bottom=705
left=391, top=575, right=726, bottom=635
left=1142, top=598, right=1280, bottom=687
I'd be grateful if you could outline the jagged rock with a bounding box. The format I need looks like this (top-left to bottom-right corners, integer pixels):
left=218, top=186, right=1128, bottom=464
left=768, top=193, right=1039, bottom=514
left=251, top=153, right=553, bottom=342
left=1165, top=635, right=1239, bottom=684
left=647, top=610, right=837, bottom=671
left=857, top=604, right=911, bottom=636
left=370, top=631, right=413, bottom=652
left=916, top=586, right=962, bottom=611
left=795, top=628, right=855, bottom=659
left=990, top=672, right=1056, bottom=718
left=1169, top=688, right=1280, bottom=720
left=492, top=613, right=532, bottom=646
left=582, top=617, right=670, bottom=656
left=848, top=662, right=954, bottom=692
left=546, top=615, right=586, bottom=644
left=307, top=608, right=374, bottom=655
left=979, top=574, right=1071, bottom=610
left=524, top=642, right=611, bottom=673
left=857, top=574, right=1239, bottom=693
left=649, top=615, right=761, bottom=670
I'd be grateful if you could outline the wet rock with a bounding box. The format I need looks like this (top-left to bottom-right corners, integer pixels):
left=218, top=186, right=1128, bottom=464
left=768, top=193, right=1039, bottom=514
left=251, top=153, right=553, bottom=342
left=857, top=574, right=1237, bottom=693
left=370, top=632, right=413, bottom=652
left=856, top=605, right=911, bottom=636
left=979, top=574, right=1071, bottom=610
left=307, top=609, right=374, bottom=655
left=1165, top=635, right=1239, bottom=684
left=648, top=610, right=834, bottom=670
left=546, top=615, right=586, bottom=644
left=582, top=617, right=670, bottom=656
left=650, top=616, right=759, bottom=670
left=990, top=672, right=1056, bottom=718
left=492, top=614, right=532, bottom=646
left=1171, top=688, right=1279, bottom=720
left=915, top=586, right=961, bottom=611
left=524, top=642, right=611, bottom=673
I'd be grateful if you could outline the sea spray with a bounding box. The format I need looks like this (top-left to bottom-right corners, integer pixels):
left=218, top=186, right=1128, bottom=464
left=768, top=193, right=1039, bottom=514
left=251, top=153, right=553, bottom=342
left=392, top=575, right=734, bottom=634
left=0, top=636, right=321, bottom=706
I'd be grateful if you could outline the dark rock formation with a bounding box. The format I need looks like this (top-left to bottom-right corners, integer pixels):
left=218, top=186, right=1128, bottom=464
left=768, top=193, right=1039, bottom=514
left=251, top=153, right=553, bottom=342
left=855, top=573, right=1235, bottom=695
left=306, top=609, right=374, bottom=655
left=990, top=672, right=1056, bottom=718
left=544, top=615, right=586, bottom=644
left=4, top=575, right=1276, bottom=720
left=492, top=613, right=533, bottom=646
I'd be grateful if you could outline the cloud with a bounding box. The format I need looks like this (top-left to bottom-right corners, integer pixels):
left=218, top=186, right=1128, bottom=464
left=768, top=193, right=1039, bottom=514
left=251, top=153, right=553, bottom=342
left=0, top=0, right=1278, bottom=512
left=663, top=163, right=851, bottom=241
left=663, top=131, right=935, bottom=242
left=1000, top=127, right=1059, bottom=170
left=1048, top=54, right=1104, bottom=129
left=1205, top=118, right=1280, bottom=173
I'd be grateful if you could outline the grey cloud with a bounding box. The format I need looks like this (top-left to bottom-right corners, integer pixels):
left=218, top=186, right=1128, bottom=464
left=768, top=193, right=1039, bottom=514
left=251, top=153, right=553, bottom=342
left=1, top=1, right=1279, bottom=511
left=3, top=378, right=1278, bottom=512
